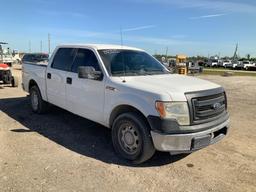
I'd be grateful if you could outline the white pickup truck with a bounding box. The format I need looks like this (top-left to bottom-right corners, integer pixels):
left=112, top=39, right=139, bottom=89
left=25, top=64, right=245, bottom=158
left=22, top=44, right=230, bottom=164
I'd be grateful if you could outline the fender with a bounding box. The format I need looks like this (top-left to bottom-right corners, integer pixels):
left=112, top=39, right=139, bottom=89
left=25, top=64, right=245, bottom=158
left=27, top=71, right=48, bottom=101
left=104, top=92, right=160, bottom=127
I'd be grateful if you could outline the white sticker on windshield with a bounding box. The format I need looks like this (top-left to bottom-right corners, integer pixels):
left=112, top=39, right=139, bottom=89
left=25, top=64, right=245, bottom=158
left=102, top=50, right=121, bottom=54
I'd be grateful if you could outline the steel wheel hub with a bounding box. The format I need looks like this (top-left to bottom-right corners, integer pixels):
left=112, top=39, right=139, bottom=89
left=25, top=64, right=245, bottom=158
left=120, top=124, right=139, bottom=154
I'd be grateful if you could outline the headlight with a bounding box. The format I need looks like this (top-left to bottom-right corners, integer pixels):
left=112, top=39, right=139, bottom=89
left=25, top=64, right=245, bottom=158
left=155, top=101, right=190, bottom=125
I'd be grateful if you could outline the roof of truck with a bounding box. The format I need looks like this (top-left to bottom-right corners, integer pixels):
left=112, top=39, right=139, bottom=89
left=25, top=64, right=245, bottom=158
left=57, top=44, right=144, bottom=51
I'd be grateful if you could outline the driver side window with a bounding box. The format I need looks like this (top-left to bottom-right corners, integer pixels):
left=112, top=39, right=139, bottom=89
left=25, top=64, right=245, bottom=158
left=71, top=49, right=101, bottom=73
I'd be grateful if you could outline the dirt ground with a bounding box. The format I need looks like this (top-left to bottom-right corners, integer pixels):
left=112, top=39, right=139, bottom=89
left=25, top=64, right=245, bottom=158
left=0, top=66, right=256, bottom=192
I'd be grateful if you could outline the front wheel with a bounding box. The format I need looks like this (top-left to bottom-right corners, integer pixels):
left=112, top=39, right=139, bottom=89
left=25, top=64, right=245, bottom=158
left=29, top=86, right=48, bottom=114
left=112, top=112, right=155, bottom=164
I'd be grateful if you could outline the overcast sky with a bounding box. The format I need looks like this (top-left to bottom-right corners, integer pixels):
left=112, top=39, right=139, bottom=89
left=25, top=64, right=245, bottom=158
left=1, top=0, right=256, bottom=57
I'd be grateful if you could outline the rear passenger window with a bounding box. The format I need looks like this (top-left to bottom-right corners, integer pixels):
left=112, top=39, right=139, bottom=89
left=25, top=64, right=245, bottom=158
left=52, top=48, right=76, bottom=71
left=71, top=49, right=100, bottom=73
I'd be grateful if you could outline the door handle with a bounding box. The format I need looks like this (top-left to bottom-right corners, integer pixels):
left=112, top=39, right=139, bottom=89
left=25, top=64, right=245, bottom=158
left=66, top=77, right=72, bottom=84
left=47, top=73, right=51, bottom=79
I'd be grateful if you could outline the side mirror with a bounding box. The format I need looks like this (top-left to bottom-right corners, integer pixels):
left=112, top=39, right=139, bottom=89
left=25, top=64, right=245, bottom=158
left=78, top=66, right=103, bottom=80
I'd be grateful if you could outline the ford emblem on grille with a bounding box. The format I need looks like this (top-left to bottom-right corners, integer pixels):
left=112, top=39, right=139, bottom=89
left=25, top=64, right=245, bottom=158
left=212, top=102, right=221, bottom=110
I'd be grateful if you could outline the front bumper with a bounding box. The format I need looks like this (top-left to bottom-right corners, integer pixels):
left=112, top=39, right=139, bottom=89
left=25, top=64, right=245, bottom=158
left=151, top=117, right=230, bottom=153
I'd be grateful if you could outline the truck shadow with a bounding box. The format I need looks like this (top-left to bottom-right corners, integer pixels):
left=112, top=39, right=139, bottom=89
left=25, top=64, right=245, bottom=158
left=0, top=96, right=189, bottom=167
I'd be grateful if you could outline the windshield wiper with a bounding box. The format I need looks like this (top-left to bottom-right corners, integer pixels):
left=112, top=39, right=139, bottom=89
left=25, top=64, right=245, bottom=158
left=112, top=71, right=140, bottom=76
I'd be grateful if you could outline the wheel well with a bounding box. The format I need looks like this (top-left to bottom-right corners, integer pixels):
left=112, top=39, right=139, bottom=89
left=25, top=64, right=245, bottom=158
left=109, top=105, right=151, bottom=129
left=29, top=79, right=38, bottom=90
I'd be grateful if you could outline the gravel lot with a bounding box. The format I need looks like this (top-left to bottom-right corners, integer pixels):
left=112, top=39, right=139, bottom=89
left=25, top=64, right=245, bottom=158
left=0, top=66, right=256, bottom=192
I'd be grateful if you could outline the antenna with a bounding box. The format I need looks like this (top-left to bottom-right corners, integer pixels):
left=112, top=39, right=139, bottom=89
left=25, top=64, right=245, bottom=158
left=120, top=27, right=126, bottom=83
left=120, top=27, right=123, bottom=46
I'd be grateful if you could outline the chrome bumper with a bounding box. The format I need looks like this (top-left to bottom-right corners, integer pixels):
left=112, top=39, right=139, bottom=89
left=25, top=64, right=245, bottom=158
left=151, top=118, right=230, bottom=153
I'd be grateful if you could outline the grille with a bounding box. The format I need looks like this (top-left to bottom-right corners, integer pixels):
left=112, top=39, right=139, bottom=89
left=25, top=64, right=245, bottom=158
left=186, top=88, right=227, bottom=125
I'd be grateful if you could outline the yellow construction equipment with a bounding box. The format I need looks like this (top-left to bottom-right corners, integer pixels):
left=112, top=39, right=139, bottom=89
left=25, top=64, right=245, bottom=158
left=176, top=54, right=187, bottom=75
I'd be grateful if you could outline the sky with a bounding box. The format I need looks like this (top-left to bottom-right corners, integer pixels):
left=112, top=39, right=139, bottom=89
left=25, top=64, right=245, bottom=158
left=0, top=0, right=256, bottom=57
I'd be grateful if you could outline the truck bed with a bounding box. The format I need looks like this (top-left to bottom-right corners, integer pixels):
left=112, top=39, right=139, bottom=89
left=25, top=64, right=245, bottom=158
left=22, top=61, right=48, bottom=97
left=23, top=61, right=48, bottom=67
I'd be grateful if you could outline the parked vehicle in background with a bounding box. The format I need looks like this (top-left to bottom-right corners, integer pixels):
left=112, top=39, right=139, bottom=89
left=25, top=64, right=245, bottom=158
left=21, top=53, right=49, bottom=65
left=233, top=61, right=243, bottom=69
left=206, top=59, right=218, bottom=67
left=233, top=60, right=254, bottom=70
left=22, top=44, right=230, bottom=164
left=187, top=61, right=203, bottom=74
left=0, top=42, right=18, bottom=86
left=0, top=63, right=19, bottom=87
left=222, top=60, right=232, bottom=68
left=242, top=61, right=255, bottom=70
left=1, top=53, right=14, bottom=67
left=0, top=42, right=14, bottom=67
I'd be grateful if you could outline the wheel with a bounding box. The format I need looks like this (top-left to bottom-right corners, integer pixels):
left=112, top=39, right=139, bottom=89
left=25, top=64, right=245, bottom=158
left=112, top=112, right=155, bottom=164
left=11, top=76, right=19, bottom=87
left=29, top=86, right=48, bottom=114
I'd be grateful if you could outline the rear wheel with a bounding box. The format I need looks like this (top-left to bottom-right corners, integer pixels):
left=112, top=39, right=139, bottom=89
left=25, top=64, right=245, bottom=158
left=112, top=112, right=155, bottom=164
left=29, top=86, right=48, bottom=114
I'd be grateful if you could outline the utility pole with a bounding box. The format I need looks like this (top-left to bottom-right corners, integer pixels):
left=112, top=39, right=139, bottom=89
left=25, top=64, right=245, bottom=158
left=40, top=41, right=42, bottom=53
left=48, top=33, right=51, bottom=54
left=165, top=47, right=168, bottom=59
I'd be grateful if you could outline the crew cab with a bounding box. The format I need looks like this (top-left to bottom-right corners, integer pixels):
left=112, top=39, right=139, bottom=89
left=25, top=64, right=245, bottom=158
left=22, top=44, right=230, bottom=164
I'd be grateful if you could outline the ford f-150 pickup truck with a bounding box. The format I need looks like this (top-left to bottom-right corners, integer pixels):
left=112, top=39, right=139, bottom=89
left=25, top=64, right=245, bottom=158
left=22, top=44, right=230, bottom=164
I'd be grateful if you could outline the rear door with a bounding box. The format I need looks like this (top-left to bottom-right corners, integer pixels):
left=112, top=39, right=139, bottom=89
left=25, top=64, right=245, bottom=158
left=65, top=48, right=105, bottom=123
left=46, top=48, right=76, bottom=109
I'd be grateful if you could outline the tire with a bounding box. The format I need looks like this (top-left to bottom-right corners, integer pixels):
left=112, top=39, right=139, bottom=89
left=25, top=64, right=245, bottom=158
left=112, top=112, right=155, bottom=164
left=29, top=86, right=48, bottom=114
left=11, top=76, right=19, bottom=87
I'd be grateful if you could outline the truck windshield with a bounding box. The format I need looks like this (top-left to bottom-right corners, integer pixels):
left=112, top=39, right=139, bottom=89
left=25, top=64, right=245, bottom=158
left=98, top=49, right=168, bottom=76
